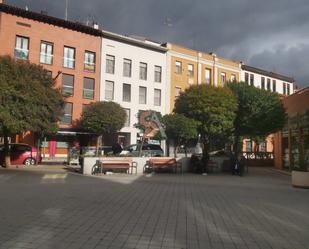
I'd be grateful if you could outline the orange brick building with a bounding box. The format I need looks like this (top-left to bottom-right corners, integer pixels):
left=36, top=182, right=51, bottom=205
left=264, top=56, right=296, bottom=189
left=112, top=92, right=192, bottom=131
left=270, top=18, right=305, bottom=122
left=273, top=87, right=309, bottom=170
left=0, top=2, right=102, bottom=156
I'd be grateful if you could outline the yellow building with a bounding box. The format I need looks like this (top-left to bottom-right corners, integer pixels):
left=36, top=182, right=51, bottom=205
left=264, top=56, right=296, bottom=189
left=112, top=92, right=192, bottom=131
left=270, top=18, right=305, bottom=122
left=164, top=43, right=241, bottom=111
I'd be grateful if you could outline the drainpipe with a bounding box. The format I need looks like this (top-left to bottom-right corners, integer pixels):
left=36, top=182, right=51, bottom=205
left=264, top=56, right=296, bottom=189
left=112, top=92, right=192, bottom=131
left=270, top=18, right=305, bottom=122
left=212, top=53, right=217, bottom=87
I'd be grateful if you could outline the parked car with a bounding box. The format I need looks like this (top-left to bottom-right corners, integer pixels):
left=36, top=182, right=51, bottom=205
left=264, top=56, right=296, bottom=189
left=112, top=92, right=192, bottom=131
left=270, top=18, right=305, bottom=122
left=0, top=143, right=42, bottom=166
left=119, top=143, right=164, bottom=157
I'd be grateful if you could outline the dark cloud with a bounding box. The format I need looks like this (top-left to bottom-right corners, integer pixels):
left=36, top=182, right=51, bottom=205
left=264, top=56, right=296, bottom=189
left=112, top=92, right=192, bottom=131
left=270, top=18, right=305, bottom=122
left=7, top=0, right=309, bottom=87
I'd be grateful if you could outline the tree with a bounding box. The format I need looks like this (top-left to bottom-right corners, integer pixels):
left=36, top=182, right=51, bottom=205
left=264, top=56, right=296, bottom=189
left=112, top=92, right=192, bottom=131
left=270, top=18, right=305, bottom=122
left=162, top=113, right=199, bottom=157
left=81, top=101, right=126, bottom=155
left=174, top=84, right=238, bottom=156
left=0, top=56, right=64, bottom=167
left=228, top=82, right=287, bottom=155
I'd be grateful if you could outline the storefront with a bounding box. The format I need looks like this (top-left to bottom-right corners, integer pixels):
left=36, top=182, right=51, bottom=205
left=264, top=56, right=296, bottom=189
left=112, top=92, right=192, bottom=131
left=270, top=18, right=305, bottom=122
left=274, top=87, right=309, bottom=170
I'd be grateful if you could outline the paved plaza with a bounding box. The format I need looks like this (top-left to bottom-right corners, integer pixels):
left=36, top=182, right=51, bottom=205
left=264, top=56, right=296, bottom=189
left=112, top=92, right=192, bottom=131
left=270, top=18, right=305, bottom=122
left=0, top=167, right=308, bottom=249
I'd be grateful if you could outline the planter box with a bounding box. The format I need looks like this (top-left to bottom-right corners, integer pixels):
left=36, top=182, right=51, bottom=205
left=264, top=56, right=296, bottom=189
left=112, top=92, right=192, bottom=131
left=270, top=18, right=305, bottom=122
left=292, top=171, right=309, bottom=188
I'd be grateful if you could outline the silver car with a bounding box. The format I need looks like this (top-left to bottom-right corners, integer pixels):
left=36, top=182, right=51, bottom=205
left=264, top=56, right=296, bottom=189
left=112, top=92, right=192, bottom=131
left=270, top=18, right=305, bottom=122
left=120, top=144, right=164, bottom=157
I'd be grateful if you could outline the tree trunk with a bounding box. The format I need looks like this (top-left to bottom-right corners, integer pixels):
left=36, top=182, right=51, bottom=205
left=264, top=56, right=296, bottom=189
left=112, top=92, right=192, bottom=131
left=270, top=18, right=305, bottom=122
left=3, top=131, right=11, bottom=168
left=233, top=133, right=240, bottom=157
left=202, top=137, right=209, bottom=174
left=96, top=135, right=102, bottom=157
left=174, top=145, right=178, bottom=158
left=184, top=145, right=188, bottom=158
left=166, top=140, right=170, bottom=157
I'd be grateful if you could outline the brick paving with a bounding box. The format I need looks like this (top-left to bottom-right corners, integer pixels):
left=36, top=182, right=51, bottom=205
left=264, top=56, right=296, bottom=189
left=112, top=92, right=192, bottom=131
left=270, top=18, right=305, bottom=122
left=0, top=167, right=308, bottom=249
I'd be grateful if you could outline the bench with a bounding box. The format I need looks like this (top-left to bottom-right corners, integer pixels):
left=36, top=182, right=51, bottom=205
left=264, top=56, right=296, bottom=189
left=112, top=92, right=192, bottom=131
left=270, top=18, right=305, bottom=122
left=146, top=157, right=182, bottom=173
left=92, top=158, right=137, bottom=175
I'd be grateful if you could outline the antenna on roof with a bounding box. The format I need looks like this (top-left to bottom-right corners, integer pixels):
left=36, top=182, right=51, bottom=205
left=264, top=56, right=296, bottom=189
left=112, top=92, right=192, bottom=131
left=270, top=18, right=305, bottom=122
left=65, top=0, right=69, bottom=20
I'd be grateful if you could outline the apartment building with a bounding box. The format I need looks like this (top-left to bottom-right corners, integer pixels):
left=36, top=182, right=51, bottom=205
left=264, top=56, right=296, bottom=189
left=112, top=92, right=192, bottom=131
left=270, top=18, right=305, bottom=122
left=164, top=43, right=241, bottom=111
left=241, top=64, right=294, bottom=95
left=100, top=32, right=168, bottom=146
left=0, top=2, right=102, bottom=156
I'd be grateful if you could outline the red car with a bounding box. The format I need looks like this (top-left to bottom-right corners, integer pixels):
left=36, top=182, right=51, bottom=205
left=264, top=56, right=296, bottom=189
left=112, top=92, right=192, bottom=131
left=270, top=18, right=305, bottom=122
left=0, top=143, right=42, bottom=166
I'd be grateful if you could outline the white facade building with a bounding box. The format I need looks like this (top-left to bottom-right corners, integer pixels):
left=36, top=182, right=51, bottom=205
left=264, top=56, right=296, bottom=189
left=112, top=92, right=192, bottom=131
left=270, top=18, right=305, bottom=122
left=241, top=64, right=294, bottom=95
left=100, top=31, right=168, bottom=145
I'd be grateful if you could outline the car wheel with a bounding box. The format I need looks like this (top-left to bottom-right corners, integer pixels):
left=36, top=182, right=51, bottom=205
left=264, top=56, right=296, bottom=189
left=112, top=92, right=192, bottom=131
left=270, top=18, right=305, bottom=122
left=24, top=158, right=36, bottom=165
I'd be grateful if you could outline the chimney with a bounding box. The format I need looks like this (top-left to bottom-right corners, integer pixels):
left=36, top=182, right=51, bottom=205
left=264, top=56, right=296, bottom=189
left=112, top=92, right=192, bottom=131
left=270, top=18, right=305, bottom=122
left=93, top=22, right=99, bottom=29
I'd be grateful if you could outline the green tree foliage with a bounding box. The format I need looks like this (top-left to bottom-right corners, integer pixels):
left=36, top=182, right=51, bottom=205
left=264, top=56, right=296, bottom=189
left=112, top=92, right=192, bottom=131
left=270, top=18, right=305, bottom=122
left=0, top=56, right=64, bottom=167
left=81, top=101, right=126, bottom=154
left=162, top=113, right=199, bottom=157
left=228, top=82, right=287, bottom=154
left=174, top=84, right=238, bottom=154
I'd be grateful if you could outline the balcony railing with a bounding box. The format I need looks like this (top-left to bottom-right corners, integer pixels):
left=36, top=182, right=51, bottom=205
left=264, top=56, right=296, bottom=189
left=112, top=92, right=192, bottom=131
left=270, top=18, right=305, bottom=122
left=83, top=89, right=94, bottom=99
left=15, top=48, right=29, bottom=60
left=63, top=57, right=75, bottom=69
left=40, top=53, right=53, bottom=65
left=84, top=62, right=95, bottom=72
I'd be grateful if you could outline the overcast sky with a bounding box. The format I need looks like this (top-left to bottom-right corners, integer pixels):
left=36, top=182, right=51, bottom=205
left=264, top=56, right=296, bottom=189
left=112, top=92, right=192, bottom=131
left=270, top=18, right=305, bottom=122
left=7, top=0, right=309, bottom=87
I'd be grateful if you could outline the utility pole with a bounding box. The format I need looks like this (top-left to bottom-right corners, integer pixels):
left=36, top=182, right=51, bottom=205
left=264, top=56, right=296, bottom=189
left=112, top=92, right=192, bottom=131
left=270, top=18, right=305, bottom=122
left=65, top=0, right=68, bottom=20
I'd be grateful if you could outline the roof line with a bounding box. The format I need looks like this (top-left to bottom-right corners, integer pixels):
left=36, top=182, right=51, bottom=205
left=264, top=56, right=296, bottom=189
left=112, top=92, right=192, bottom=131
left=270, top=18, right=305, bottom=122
left=242, top=64, right=294, bottom=83
left=0, top=3, right=102, bottom=36
left=101, top=30, right=168, bottom=53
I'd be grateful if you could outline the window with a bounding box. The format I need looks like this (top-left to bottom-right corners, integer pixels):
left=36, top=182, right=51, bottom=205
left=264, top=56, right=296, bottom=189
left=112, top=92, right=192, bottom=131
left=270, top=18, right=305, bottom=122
left=286, top=83, right=290, bottom=95
left=83, top=78, right=95, bottom=99
left=40, top=41, right=53, bottom=64
left=250, top=74, right=254, bottom=86
left=105, top=81, right=114, bottom=100
left=84, top=51, right=95, bottom=72
left=123, top=59, right=132, bottom=77
left=245, top=72, right=249, bottom=84
left=231, top=74, right=236, bottom=82
left=272, top=80, right=276, bottom=92
left=205, top=68, right=211, bottom=84
left=283, top=83, right=286, bottom=95
left=63, top=46, right=75, bottom=68
left=139, top=62, right=147, bottom=80
left=123, top=83, right=131, bottom=102
left=261, top=77, right=265, bottom=89
left=61, top=102, right=73, bottom=124
left=139, top=86, right=147, bottom=104
left=56, top=142, right=69, bottom=148
left=267, top=79, right=271, bottom=91
left=154, top=66, right=162, bottom=83
left=124, top=109, right=130, bottom=127
left=188, top=64, right=194, bottom=77
left=176, top=61, right=182, bottom=74
left=106, top=55, right=115, bottom=74
left=175, top=87, right=181, bottom=99
left=154, top=89, right=161, bottom=106
left=221, top=72, right=226, bottom=85
left=61, top=74, right=74, bottom=96
left=245, top=140, right=251, bottom=152
left=15, top=36, right=29, bottom=60
left=259, top=142, right=266, bottom=152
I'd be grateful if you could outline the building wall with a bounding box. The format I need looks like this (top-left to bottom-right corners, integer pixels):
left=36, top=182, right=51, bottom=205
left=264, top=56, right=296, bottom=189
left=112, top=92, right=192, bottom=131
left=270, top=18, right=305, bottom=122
left=241, top=70, right=294, bottom=95
left=0, top=12, right=101, bottom=127
left=100, top=37, right=167, bottom=145
left=167, top=43, right=241, bottom=111
left=0, top=9, right=101, bottom=157
left=273, top=88, right=309, bottom=169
